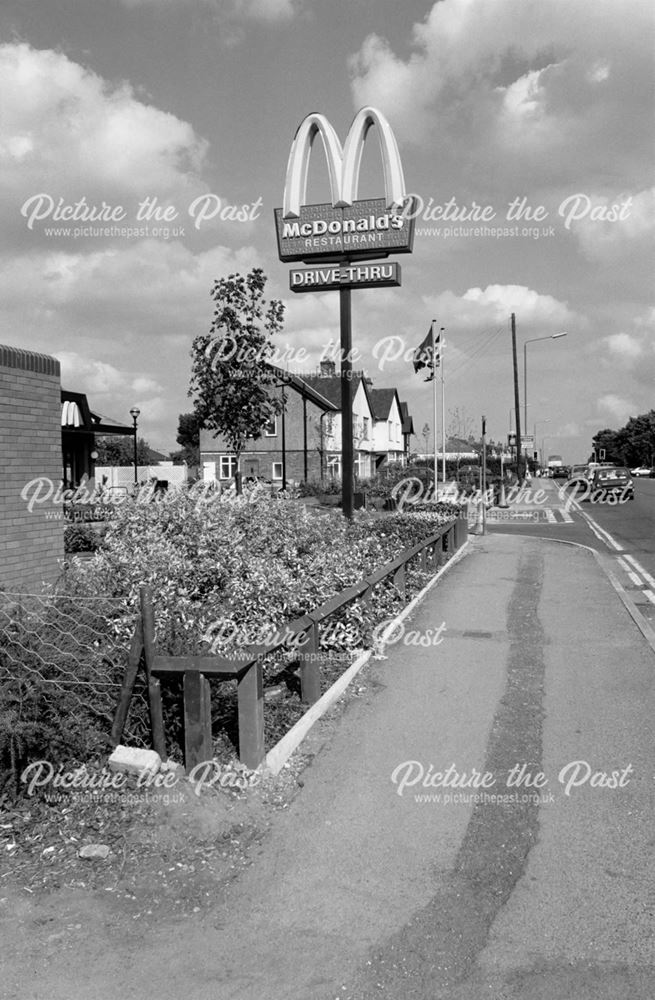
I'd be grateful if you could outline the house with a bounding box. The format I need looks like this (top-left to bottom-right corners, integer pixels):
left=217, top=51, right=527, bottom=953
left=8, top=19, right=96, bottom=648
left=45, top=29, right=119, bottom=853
left=198, top=360, right=415, bottom=486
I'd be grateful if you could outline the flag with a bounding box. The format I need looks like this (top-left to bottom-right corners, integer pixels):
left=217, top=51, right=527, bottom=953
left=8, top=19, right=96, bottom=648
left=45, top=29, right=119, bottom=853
left=413, top=322, right=441, bottom=380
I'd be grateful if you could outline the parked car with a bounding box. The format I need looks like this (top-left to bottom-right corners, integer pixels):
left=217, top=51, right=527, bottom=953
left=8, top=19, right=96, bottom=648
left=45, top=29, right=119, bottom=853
left=630, top=467, right=653, bottom=477
left=586, top=466, right=634, bottom=501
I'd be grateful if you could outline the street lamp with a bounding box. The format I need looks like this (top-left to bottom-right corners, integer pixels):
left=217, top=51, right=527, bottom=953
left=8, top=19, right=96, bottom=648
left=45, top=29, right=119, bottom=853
left=533, top=419, right=550, bottom=473
left=524, top=333, right=567, bottom=433
left=129, top=407, right=140, bottom=485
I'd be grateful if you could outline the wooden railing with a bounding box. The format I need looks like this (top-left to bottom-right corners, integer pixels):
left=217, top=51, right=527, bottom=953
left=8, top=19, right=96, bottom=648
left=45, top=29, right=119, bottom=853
left=112, top=515, right=467, bottom=771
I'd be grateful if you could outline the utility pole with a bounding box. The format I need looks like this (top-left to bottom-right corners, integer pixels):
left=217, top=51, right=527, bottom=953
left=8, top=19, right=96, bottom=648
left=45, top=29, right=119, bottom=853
left=340, top=279, right=354, bottom=519
left=511, top=313, right=523, bottom=484
left=481, top=414, right=487, bottom=535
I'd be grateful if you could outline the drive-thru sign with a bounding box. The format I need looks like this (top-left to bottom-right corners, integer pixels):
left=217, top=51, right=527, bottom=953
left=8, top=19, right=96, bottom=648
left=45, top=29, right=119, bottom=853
left=274, top=106, right=415, bottom=515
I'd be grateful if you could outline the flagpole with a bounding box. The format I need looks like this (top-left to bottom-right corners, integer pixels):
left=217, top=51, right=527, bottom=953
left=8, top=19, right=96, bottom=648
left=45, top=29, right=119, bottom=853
left=432, top=319, right=438, bottom=500
left=440, top=328, right=446, bottom=485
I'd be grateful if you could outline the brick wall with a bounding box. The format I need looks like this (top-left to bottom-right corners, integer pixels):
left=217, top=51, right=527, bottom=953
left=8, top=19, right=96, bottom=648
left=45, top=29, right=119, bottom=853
left=0, top=344, right=64, bottom=592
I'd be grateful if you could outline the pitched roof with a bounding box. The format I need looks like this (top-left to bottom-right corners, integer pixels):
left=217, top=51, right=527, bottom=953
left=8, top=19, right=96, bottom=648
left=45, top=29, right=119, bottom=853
left=368, top=387, right=400, bottom=421
left=399, top=401, right=414, bottom=436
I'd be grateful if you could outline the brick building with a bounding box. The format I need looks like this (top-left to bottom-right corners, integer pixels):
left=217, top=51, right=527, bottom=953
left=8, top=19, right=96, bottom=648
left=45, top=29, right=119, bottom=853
left=0, top=344, right=64, bottom=592
left=199, top=361, right=415, bottom=487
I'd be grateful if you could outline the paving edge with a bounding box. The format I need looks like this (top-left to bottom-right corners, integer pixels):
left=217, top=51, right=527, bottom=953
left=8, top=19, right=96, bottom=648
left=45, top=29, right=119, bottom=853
left=263, top=537, right=472, bottom=776
left=496, top=533, right=655, bottom=657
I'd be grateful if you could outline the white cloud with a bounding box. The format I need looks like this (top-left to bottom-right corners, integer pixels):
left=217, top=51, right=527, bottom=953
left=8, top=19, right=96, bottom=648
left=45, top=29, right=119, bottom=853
left=427, top=284, right=576, bottom=330
left=596, top=393, right=636, bottom=424
left=604, top=332, right=644, bottom=361
left=568, top=187, right=655, bottom=262
left=118, top=0, right=302, bottom=21
left=0, top=42, right=208, bottom=231
left=349, top=0, right=654, bottom=191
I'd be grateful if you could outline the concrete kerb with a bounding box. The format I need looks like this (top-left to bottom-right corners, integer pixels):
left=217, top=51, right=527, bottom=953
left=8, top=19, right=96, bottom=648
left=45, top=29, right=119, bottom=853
left=263, top=534, right=472, bottom=776
left=491, top=531, right=655, bottom=658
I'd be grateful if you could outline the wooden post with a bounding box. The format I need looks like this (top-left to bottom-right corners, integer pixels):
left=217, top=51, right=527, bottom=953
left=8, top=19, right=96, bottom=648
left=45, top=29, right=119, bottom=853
left=299, top=619, right=322, bottom=704
left=238, top=660, right=265, bottom=769
left=111, top=618, right=144, bottom=745
left=140, top=585, right=167, bottom=760
left=183, top=671, right=213, bottom=772
left=393, top=563, right=406, bottom=599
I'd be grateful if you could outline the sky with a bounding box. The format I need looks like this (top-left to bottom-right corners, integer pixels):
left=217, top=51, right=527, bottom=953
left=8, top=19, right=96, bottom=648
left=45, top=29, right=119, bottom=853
left=1, top=0, right=653, bottom=463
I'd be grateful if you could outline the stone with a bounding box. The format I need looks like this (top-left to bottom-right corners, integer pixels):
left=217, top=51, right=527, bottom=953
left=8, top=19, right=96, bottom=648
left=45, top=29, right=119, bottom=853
left=108, top=745, right=161, bottom=778
left=78, top=844, right=110, bottom=860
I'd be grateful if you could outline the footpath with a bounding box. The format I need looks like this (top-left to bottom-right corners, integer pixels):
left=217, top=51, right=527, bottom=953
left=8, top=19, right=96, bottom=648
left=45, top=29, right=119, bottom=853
left=4, top=529, right=655, bottom=1000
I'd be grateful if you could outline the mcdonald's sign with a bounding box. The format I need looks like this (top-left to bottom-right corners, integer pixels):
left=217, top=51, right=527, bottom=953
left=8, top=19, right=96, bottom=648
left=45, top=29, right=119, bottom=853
left=274, top=107, right=415, bottom=264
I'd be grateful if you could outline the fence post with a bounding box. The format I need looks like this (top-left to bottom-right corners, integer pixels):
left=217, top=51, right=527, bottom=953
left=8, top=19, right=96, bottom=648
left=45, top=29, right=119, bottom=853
left=111, top=618, right=144, bottom=746
left=183, top=671, right=213, bottom=771
left=140, top=586, right=167, bottom=760
left=299, top=619, right=322, bottom=704
left=238, top=660, right=265, bottom=769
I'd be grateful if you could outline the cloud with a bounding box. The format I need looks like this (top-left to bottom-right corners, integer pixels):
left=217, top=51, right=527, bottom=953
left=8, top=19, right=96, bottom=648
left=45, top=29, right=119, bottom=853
left=426, top=284, right=576, bottom=330
left=596, top=393, right=637, bottom=424
left=119, top=0, right=301, bottom=16
left=349, top=0, right=654, bottom=192
left=567, top=187, right=655, bottom=262
left=0, top=42, right=208, bottom=237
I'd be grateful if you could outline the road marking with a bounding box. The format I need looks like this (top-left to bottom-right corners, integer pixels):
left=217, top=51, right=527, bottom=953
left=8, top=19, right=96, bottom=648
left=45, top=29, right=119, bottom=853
left=559, top=507, right=574, bottom=523
left=578, top=510, right=624, bottom=551
left=623, top=554, right=655, bottom=589
left=545, top=509, right=556, bottom=523
left=645, top=590, right=655, bottom=605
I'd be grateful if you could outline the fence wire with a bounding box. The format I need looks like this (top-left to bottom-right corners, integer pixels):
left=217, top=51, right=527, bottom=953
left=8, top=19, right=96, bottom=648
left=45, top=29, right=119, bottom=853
left=0, top=591, right=149, bottom=764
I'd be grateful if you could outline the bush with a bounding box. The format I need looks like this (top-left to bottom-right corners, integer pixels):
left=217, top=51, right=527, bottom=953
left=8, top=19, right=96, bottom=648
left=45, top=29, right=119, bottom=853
left=64, top=523, right=106, bottom=553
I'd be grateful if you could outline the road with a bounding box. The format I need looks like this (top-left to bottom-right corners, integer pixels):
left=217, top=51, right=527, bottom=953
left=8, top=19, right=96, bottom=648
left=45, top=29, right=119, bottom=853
left=484, top=474, right=655, bottom=628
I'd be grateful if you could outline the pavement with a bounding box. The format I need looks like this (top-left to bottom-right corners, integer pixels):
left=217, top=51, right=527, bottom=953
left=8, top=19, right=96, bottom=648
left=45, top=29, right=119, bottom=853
left=6, top=528, right=655, bottom=999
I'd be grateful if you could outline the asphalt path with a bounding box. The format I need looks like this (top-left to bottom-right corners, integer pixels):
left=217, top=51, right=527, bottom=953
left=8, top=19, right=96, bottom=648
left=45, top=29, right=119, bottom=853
left=484, top=475, right=655, bottom=629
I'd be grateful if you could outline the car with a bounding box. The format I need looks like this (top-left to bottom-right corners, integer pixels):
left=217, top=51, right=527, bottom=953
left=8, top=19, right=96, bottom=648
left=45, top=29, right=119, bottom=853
left=551, top=465, right=570, bottom=479
left=586, top=466, right=634, bottom=501
left=630, top=467, right=653, bottom=477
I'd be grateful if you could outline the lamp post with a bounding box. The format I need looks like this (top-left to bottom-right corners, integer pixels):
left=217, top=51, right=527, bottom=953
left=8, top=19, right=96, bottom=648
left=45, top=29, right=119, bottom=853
left=129, top=407, right=140, bottom=485
left=523, top=333, right=567, bottom=434
left=533, top=419, right=550, bottom=474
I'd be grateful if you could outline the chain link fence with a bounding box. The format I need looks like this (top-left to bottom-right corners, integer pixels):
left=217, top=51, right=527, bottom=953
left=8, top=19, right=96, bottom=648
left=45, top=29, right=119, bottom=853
left=0, top=590, right=147, bottom=793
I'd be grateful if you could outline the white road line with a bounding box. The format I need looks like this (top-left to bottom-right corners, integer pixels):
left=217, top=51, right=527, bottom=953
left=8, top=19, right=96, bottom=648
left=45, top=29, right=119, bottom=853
left=624, top=554, right=655, bottom=589
left=559, top=507, right=574, bottom=523
left=545, top=509, right=556, bottom=523
left=617, top=557, right=631, bottom=572
left=579, top=510, right=624, bottom=551
left=627, top=570, right=643, bottom=587
left=644, top=590, right=655, bottom=605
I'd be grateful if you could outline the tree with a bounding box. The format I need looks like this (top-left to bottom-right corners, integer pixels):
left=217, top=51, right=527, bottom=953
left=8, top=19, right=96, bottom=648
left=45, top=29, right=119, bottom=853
left=189, top=268, right=286, bottom=493
left=95, top=435, right=152, bottom=466
left=170, top=412, right=201, bottom=467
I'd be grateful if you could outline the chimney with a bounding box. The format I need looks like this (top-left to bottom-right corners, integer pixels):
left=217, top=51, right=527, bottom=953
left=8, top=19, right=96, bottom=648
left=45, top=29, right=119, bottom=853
left=319, top=359, right=336, bottom=377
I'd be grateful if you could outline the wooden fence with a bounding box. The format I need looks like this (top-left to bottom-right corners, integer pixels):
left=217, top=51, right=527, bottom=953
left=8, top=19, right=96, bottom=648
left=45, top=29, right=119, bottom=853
left=112, top=515, right=467, bottom=771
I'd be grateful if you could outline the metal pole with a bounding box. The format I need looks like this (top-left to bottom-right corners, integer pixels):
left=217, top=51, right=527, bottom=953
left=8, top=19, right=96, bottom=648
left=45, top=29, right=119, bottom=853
left=340, top=283, right=354, bottom=519
left=440, top=328, right=446, bottom=486
left=511, top=313, right=523, bottom=484
left=281, top=402, right=287, bottom=491
left=481, top=414, right=487, bottom=533
left=523, top=339, right=528, bottom=439
left=432, top=321, right=438, bottom=500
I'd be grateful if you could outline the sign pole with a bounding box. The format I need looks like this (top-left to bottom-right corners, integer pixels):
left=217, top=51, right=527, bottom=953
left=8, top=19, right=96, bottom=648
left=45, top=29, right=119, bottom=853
left=432, top=321, right=438, bottom=501
left=340, top=282, right=354, bottom=519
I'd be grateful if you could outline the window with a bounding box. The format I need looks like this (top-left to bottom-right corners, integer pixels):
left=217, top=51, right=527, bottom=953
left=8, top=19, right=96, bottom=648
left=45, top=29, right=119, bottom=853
left=272, top=462, right=283, bottom=480
left=219, top=455, right=238, bottom=479
left=363, top=416, right=370, bottom=440
left=264, top=416, right=277, bottom=436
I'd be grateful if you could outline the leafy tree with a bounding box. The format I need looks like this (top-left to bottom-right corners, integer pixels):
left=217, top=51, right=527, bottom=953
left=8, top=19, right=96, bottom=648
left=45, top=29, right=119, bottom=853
left=189, top=268, right=286, bottom=493
left=170, top=412, right=201, bottom=467
left=95, top=435, right=152, bottom=466
left=591, top=411, right=655, bottom=466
